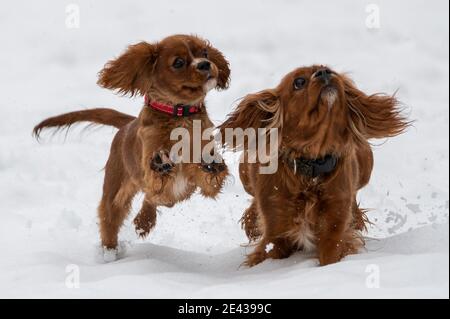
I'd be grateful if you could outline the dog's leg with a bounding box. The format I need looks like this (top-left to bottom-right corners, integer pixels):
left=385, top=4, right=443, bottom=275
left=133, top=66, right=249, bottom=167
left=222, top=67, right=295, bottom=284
left=244, top=196, right=297, bottom=267
left=316, top=196, right=362, bottom=266
left=245, top=237, right=295, bottom=267
left=141, top=149, right=177, bottom=196
left=98, top=155, right=137, bottom=261
left=138, top=127, right=174, bottom=191
left=190, top=160, right=228, bottom=198
left=150, top=150, right=174, bottom=175
left=133, top=198, right=157, bottom=238
left=239, top=163, right=261, bottom=241
left=240, top=200, right=262, bottom=242
left=98, top=181, right=137, bottom=250
left=352, top=199, right=369, bottom=232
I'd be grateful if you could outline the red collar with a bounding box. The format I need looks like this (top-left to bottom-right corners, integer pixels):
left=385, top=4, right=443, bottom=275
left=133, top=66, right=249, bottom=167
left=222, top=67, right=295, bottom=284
left=144, top=95, right=201, bottom=117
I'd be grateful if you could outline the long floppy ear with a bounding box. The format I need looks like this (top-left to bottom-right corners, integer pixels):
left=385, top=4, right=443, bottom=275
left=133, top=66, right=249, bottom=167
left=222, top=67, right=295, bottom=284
left=220, top=89, right=280, bottom=130
left=219, top=89, right=281, bottom=150
left=344, top=76, right=410, bottom=141
left=97, top=42, right=157, bottom=97
left=207, top=44, right=231, bottom=90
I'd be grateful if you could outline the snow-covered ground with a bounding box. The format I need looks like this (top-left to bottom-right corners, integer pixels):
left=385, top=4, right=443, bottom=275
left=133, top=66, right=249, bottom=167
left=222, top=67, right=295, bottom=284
left=0, top=0, right=448, bottom=298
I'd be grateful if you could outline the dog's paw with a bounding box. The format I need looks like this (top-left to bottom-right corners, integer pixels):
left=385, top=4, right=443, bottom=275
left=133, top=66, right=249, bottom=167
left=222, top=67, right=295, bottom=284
left=150, top=150, right=174, bottom=175
left=133, top=215, right=155, bottom=239
left=243, top=250, right=267, bottom=268
left=102, top=248, right=118, bottom=263
left=318, top=239, right=345, bottom=266
left=201, top=160, right=226, bottom=174
left=241, top=206, right=262, bottom=242
left=96, top=242, right=127, bottom=263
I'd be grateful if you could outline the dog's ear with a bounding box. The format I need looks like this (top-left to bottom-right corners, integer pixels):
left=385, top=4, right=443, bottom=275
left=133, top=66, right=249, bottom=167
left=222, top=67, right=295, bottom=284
left=207, top=45, right=231, bottom=90
left=219, top=89, right=281, bottom=149
left=97, top=42, right=157, bottom=97
left=343, top=76, right=410, bottom=141
left=221, top=89, right=280, bottom=130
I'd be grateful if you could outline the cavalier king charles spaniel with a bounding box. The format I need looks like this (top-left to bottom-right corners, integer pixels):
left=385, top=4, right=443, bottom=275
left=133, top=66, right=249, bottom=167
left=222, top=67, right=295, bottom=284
left=220, top=65, right=409, bottom=266
left=33, top=35, right=230, bottom=261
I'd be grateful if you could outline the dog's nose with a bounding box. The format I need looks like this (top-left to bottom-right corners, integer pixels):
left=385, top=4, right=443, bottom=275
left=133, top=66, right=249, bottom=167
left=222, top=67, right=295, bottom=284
left=197, top=61, right=211, bottom=72
left=314, top=68, right=333, bottom=84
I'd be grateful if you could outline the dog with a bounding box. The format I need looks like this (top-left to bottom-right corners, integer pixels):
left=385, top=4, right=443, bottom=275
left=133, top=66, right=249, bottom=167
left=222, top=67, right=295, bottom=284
left=219, top=65, right=409, bottom=266
left=33, top=35, right=230, bottom=261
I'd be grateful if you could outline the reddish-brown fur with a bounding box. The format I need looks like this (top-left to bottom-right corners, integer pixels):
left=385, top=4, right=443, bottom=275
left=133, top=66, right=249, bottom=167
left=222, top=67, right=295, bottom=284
left=33, top=35, right=230, bottom=255
left=220, top=65, right=409, bottom=266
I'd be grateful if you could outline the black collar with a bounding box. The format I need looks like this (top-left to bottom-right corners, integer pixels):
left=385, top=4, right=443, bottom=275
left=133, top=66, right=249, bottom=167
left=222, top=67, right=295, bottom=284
left=287, top=154, right=338, bottom=178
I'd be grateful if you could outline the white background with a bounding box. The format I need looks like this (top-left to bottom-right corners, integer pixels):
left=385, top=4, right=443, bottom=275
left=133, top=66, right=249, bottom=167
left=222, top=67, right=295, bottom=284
left=0, top=0, right=448, bottom=298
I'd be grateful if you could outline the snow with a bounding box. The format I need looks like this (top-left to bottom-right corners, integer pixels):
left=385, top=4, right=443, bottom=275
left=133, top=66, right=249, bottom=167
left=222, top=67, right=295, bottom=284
left=0, top=0, right=448, bottom=298
left=265, top=243, right=274, bottom=254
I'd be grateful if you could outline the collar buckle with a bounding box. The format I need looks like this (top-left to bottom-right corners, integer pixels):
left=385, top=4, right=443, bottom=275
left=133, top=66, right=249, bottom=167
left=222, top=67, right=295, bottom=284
left=174, top=105, right=185, bottom=117
left=174, top=104, right=200, bottom=117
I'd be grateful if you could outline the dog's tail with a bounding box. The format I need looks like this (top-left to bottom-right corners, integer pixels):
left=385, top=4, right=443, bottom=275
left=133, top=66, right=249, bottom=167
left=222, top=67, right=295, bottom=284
left=33, top=108, right=136, bottom=139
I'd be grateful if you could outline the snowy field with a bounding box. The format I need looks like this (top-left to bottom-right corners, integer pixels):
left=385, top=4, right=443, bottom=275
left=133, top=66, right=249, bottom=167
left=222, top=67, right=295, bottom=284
left=0, top=0, right=448, bottom=298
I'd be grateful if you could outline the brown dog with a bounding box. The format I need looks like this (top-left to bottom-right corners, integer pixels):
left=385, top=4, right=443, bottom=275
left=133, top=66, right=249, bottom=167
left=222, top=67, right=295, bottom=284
left=34, top=35, right=230, bottom=261
left=220, top=65, right=409, bottom=266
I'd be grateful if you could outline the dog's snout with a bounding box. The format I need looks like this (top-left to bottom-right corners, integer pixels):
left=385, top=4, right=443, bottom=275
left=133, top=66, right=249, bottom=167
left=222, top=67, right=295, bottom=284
left=197, top=61, right=211, bottom=72
left=314, top=68, right=332, bottom=84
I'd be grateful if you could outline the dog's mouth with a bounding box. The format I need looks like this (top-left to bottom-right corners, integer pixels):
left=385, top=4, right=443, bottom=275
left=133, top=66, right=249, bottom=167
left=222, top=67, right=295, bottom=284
left=182, top=76, right=217, bottom=94
left=320, top=85, right=338, bottom=109
left=181, top=84, right=203, bottom=93
left=203, top=76, right=218, bottom=92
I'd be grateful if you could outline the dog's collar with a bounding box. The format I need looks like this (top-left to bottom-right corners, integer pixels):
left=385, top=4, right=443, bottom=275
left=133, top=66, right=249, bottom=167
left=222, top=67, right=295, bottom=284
left=144, top=95, right=201, bottom=117
left=287, top=154, right=338, bottom=178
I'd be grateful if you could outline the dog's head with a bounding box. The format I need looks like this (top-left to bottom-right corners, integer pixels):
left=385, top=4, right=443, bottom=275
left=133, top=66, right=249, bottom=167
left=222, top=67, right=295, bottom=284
left=98, top=35, right=230, bottom=104
left=221, top=65, right=409, bottom=158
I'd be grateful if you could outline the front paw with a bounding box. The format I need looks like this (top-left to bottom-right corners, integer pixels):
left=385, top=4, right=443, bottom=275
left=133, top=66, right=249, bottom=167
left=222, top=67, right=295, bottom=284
left=102, top=247, right=118, bottom=263
left=318, top=239, right=344, bottom=266
left=201, top=160, right=226, bottom=174
left=150, top=150, right=174, bottom=175
left=241, top=206, right=262, bottom=242
left=133, top=214, right=155, bottom=239
left=244, top=250, right=267, bottom=268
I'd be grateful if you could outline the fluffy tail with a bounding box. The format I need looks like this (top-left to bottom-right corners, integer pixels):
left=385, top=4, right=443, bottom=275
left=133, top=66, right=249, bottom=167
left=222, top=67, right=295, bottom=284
left=33, top=108, right=136, bottom=139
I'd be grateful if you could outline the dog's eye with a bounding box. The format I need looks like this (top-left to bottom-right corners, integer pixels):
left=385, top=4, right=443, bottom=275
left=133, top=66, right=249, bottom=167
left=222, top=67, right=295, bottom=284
left=172, top=58, right=185, bottom=69
left=293, top=77, right=307, bottom=90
